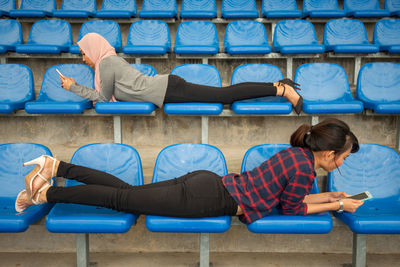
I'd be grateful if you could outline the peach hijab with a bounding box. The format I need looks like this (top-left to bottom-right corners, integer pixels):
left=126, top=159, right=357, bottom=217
left=77, top=33, right=117, bottom=102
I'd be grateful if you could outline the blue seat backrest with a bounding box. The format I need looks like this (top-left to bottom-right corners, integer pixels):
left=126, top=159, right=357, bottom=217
left=140, top=0, right=177, bottom=17
left=153, top=143, right=227, bottom=183
left=386, top=0, right=400, bottom=13
left=0, top=143, right=52, bottom=198
left=295, top=63, right=353, bottom=102
left=131, top=64, right=157, bottom=76
left=222, top=0, right=258, bottom=17
left=373, top=19, right=400, bottom=47
left=171, top=64, right=221, bottom=87
left=77, top=20, right=122, bottom=51
left=324, top=19, right=370, bottom=46
left=273, top=20, right=319, bottom=47
left=263, top=0, right=298, bottom=11
left=303, top=0, right=340, bottom=11
left=231, top=64, right=283, bottom=84
left=175, top=21, right=218, bottom=47
left=224, top=20, right=268, bottom=47
left=37, top=64, right=94, bottom=102
left=27, top=20, right=72, bottom=46
left=60, top=0, right=96, bottom=12
left=344, top=0, right=382, bottom=12
left=0, top=19, right=22, bottom=47
left=0, top=64, right=33, bottom=103
left=125, top=20, right=170, bottom=48
left=357, top=62, right=400, bottom=103
left=19, top=0, right=55, bottom=12
left=101, top=0, right=136, bottom=11
left=181, top=0, right=217, bottom=17
left=68, top=143, right=143, bottom=187
left=0, top=0, right=14, bottom=13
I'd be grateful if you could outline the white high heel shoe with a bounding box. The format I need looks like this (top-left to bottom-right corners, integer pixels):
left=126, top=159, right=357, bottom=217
left=23, top=155, right=56, bottom=198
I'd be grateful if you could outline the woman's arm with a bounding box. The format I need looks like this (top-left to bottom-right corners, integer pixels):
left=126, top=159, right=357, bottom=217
left=303, top=191, right=350, bottom=204
left=306, top=198, right=364, bottom=214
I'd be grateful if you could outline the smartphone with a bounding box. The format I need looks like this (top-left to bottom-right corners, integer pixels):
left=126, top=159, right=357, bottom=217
left=55, top=68, right=65, bottom=77
left=347, top=191, right=373, bottom=201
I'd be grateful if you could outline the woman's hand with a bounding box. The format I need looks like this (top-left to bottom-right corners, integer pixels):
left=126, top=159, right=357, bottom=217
left=60, top=75, right=76, bottom=90
left=328, top=191, right=351, bottom=202
left=342, top=198, right=364, bottom=213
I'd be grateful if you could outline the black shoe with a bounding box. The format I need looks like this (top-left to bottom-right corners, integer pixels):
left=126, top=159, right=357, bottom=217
left=294, top=95, right=303, bottom=115
left=278, top=79, right=302, bottom=115
left=279, top=78, right=300, bottom=90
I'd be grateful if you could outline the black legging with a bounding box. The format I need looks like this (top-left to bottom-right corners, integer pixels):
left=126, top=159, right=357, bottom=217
left=164, top=75, right=277, bottom=104
left=46, top=162, right=238, bottom=218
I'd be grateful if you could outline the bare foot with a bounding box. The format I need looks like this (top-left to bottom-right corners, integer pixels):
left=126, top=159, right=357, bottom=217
left=284, top=84, right=301, bottom=107
left=15, top=190, right=34, bottom=212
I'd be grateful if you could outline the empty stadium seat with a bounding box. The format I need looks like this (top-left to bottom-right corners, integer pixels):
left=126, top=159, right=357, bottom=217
left=0, top=19, right=22, bottom=53
left=94, top=64, right=157, bottom=114
left=0, top=0, right=14, bottom=16
left=230, top=64, right=292, bottom=114
left=53, top=0, right=96, bottom=18
left=164, top=64, right=224, bottom=115
left=70, top=20, right=122, bottom=54
left=242, top=144, right=332, bottom=234
left=122, top=20, right=170, bottom=54
left=96, top=0, right=136, bottom=18
left=10, top=0, right=55, bottom=17
left=139, top=0, right=177, bottom=18
left=386, top=0, right=400, bottom=16
left=15, top=20, right=72, bottom=54
left=344, top=0, right=390, bottom=17
left=25, top=64, right=94, bottom=114
left=373, top=19, right=400, bottom=53
left=273, top=20, right=325, bottom=54
left=262, top=0, right=302, bottom=18
left=294, top=63, right=364, bottom=114
left=0, top=143, right=54, bottom=232
left=180, top=0, right=217, bottom=18
left=0, top=64, right=34, bottom=114
left=224, top=20, right=271, bottom=55
left=356, top=62, right=400, bottom=113
left=324, top=19, right=379, bottom=53
left=221, top=0, right=259, bottom=18
left=303, top=0, right=346, bottom=18
left=174, top=21, right=219, bottom=54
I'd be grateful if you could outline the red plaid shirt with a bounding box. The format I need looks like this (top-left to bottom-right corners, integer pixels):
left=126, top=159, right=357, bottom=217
left=222, top=147, right=316, bottom=224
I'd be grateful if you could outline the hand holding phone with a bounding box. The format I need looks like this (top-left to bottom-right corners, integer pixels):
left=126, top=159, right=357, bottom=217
left=347, top=191, right=373, bottom=201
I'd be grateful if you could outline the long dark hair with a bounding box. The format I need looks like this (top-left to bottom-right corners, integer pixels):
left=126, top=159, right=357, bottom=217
left=290, top=118, right=359, bottom=155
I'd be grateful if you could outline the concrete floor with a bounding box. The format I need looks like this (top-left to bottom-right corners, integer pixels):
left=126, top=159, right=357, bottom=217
left=1, top=252, right=399, bottom=267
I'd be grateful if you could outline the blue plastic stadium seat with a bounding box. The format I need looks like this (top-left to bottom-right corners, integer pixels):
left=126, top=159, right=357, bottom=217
left=46, top=143, right=143, bottom=233
left=0, top=143, right=54, bottom=233
left=344, top=0, right=390, bottom=17
left=25, top=64, right=94, bottom=114
left=10, top=0, right=55, bottom=18
left=221, top=0, right=259, bottom=18
left=386, top=0, right=400, bottom=16
left=224, top=21, right=271, bottom=55
left=328, top=144, right=400, bottom=234
left=0, top=0, right=15, bottom=16
left=273, top=20, right=325, bottom=54
left=95, top=64, right=157, bottom=114
left=0, top=19, right=22, bottom=53
left=174, top=21, right=219, bottom=55
left=146, top=143, right=231, bottom=233
left=324, top=19, right=379, bottom=53
left=53, top=0, right=96, bottom=18
left=15, top=20, right=72, bottom=54
left=373, top=19, right=400, bottom=53
left=356, top=62, right=400, bottom=114
left=242, top=144, right=332, bottom=234
left=139, top=0, right=177, bottom=18
left=180, top=0, right=217, bottom=18
left=0, top=64, right=34, bottom=114
left=122, top=20, right=170, bottom=55
left=164, top=64, right=223, bottom=115
left=303, top=0, right=346, bottom=18
left=96, top=0, right=136, bottom=18
left=70, top=20, right=122, bottom=54
left=294, top=63, right=364, bottom=114
left=230, top=64, right=292, bottom=114
left=262, top=0, right=302, bottom=18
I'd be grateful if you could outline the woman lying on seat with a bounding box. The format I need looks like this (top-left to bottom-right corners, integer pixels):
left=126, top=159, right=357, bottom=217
left=16, top=118, right=363, bottom=224
left=59, top=32, right=303, bottom=114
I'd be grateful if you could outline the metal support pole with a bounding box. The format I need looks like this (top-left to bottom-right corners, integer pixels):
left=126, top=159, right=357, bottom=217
left=286, top=57, right=293, bottom=80
left=113, top=115, right=122, bottom=143
left=76, top=233, right=89, bottom=267
left=135, top=58, right=141, bottom=64
left=354, top=57, right=361, bottom=86
left=199, top=233, right=210, bottom=267
left=0, top=57, right=6, bottom=64
left=311, top=116, right=319, bottom=126
left=202, top=58, right=208, bottom=65
left=271, top=22, right=276, bottom=41
left=397, top=116, right=400, bottom=152
left=201, top=116, right=209, bottom=144
left=352, top=233, right=367, bottom=267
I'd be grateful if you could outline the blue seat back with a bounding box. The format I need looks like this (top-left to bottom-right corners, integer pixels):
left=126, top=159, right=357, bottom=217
left=101, top=0, right=136, bottom=11
left=224, top=20, right=268, bottom=47
left=181, top=0, right=217, bottom=18
left=274, top=20, right=319, bottom=47
left=175, top=21, right=218, bottom=48
left=60, top=0, right=96, bottom=12
left=37, top=64, right=94, bottom=102
left=77, top=20, right=122, bottom=51
left=386, top=0, right=400, bottom=13
left=344, top=0, right=382, bottom=12
left=222, top=0, right=258, bottom=18
left=231, top=64, right=283, bottom=84
left=357, top=62, right=400, bottom=103
left=324, top=19, right=370, bottom=46
left=171, top=64, right=221, bottom=87
left=0, top=0, right=14, bottom=13
left=20, top=0, right=55, bottom=12
left=131, top=64, right=157, bottom=76
left=68, top=143, right=143, bottom=187
left=153, top=143, right=227, bottom=183
left=0, top=64, right=34, bottom=103
left=373, top=19, right=400, bottom=48
left=303, top=0, right=340, bottom=12
left=140, top=0, right=177, bottom=17
left=126, top=20, right=170, bottom=48
left=27, top=20, right=72, bottom=46
left=0, top=19, right=22, bottom=47
left=262, top=0, right=298, bottom=11
left=295, top=63, right=353, bottom=102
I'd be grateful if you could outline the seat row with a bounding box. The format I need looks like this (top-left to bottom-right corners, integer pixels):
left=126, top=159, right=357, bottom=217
left=0, top=142, right=399, bottom=266
left=1, top=0, right=399, bottom=19
left=1, top=18, right=400, bottom=56
left=1, top=62, right=399, bottom=115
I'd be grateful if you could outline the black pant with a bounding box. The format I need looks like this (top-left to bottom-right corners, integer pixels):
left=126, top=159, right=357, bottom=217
left=47, top=162, right=238, bottom=218
left=164, top=75, right=277, bottom=104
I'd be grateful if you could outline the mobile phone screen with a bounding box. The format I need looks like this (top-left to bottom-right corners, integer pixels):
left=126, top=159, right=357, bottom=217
left=348, top=192, right=370, bottom=200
